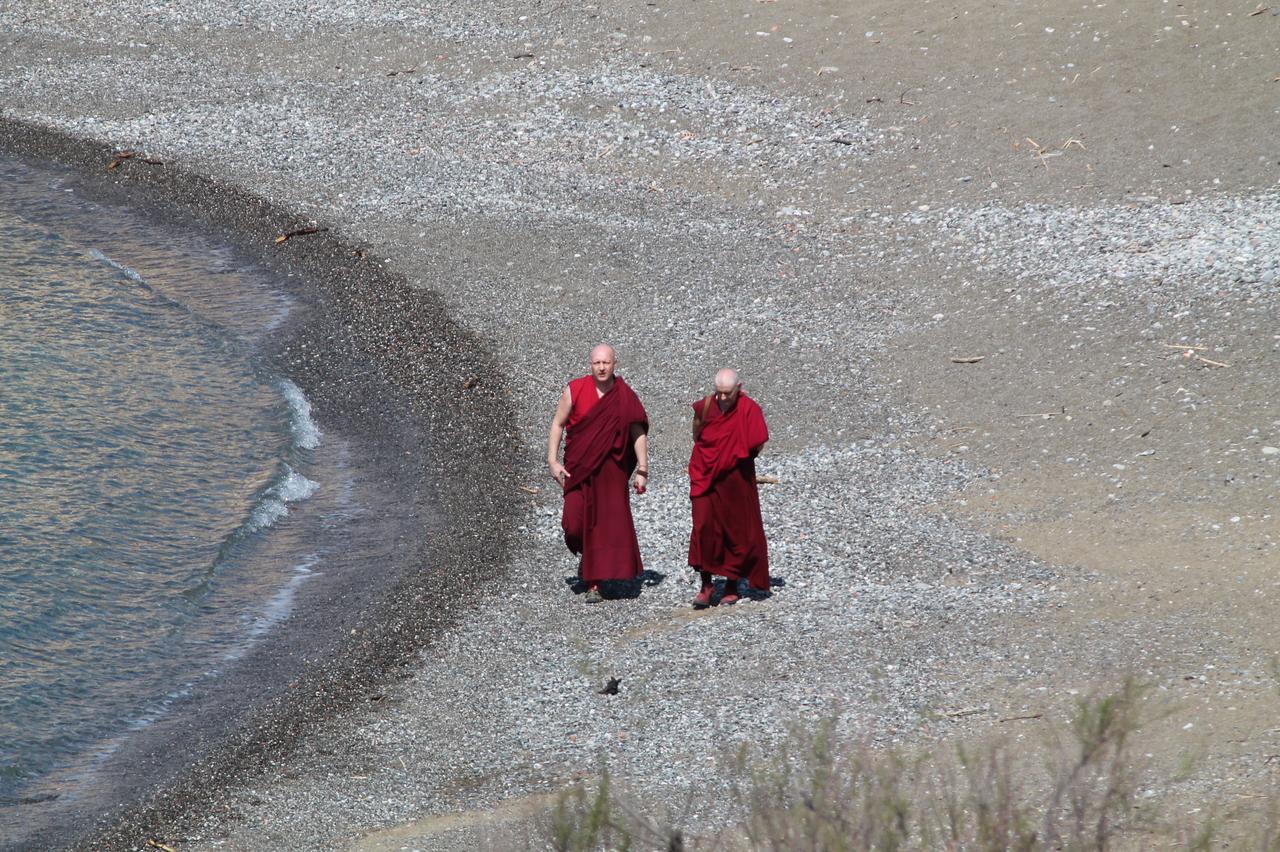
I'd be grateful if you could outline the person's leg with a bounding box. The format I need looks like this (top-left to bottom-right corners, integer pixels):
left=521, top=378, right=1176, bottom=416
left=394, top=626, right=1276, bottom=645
left=693, top=571, right=714, bottom=608
left=562, top=488, right=584, bottom=555
left=719, top=576, right=741, bottom=606
left=563, top=488, right=603, bottom=600
left=581, top=459, right=643, bottom=588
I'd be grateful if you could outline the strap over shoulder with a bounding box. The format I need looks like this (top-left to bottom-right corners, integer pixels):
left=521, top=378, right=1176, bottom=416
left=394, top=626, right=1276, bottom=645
left=692, top=394, right=714, bottom=441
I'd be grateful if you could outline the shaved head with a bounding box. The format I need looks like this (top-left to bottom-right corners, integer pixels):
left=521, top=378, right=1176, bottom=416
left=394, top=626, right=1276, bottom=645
left=590, top=344, right=618, bottom=384
left=713, top=368, right=741, bottom=412
left=714, top=368, right=739, bottom=392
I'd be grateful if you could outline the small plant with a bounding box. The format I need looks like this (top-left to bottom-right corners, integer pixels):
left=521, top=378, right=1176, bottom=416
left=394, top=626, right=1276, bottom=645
left=536, top=678, right=1277, bottom=850
left=542, top=770, right=686, bottom=852
left=1040, top=677, right=1149, bottom=849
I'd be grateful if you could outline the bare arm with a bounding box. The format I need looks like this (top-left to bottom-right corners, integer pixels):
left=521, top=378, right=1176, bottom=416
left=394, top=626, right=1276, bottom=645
left=630, top=422, right=649, bottom=494
left=547, top=386, right=572, bottom=486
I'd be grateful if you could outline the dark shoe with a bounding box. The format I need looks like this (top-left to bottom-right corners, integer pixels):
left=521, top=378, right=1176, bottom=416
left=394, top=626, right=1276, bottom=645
left=584, top=586, right=604, bottom=604
left=692, top=586, right=713, bottom=609
left=718, top=591, right=741, bottom=606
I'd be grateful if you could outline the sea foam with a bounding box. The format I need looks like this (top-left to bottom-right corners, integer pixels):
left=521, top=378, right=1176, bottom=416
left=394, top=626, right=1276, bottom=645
left=247, top=464, right=319, bottom=533
left=89, top=248, right=145, bottom=283
left=278, top=378, right=321, bottom=450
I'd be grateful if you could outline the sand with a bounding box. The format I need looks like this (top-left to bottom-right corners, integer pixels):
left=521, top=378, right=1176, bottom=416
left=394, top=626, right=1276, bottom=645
left=1, top=0, right=1277, bottom=848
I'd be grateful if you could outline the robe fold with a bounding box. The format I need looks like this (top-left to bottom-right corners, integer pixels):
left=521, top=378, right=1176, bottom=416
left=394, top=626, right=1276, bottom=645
left=687, top=393, right=769, bottom=590
left=561, top=375, right=648, bottom=584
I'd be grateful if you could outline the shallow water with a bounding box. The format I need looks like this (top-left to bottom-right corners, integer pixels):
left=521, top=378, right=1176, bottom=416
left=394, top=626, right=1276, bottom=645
left=0, top=159, right=335, bottom=823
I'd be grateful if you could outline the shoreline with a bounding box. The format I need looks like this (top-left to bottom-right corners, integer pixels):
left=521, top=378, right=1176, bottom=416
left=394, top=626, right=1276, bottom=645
left=3, top=2, right=1278, bottom=847
left=0, top=118, right=524, bottom=849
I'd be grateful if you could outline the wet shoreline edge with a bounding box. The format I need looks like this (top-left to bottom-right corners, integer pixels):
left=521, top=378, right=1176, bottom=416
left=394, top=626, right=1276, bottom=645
left=0, top=117, right=523, bottom=850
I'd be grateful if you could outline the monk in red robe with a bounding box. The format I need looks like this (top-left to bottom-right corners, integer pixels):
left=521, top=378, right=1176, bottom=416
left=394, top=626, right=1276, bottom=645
left=688, top=368, right=769, bottom=607
left=547, top=344, right=649, bottom=603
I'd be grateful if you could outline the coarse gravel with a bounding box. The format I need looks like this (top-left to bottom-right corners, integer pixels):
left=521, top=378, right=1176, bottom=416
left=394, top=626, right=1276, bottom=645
left=1, top=0, right=1277, bottom=848
left=930, top=193, right=1280, bottom=314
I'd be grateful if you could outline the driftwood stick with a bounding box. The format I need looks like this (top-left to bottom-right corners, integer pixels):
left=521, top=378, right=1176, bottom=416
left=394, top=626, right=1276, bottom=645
left=107, top=151, right=165, bottom=170
left=274, top=226, right=329, bottom=245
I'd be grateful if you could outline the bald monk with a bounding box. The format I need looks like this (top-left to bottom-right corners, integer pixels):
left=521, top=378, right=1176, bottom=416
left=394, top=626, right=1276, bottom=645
left=688, top=368, right=769, bottom=607
left=547, top=344, right=650, bottom=603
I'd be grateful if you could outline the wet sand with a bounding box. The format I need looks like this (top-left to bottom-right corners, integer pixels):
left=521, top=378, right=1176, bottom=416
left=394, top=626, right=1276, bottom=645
left=1, top=0, right=1278, bottom=847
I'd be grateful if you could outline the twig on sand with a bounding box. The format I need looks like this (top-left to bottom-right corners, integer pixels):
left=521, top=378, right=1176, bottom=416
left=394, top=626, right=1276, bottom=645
left=519, top=485, right=539, bottom=495
left=1249, top=4, right=1269, bottom=15
left=999, top=713, right=1045, bottom=722
left=1062, top=137, right=1086, bottom=150
left=899, top=87, right=919, bottom=105
left=1196, top=355, right=1230, bottom=368
left=145, top=841, right=177, bottom=852
left=1014, top=412, right=1059, bottom=419
left=107, top=150, right=164, bottom=170
left=1162, top=342, right=1208, bottom=351
left=756, top=475, right=780, bottom=485
left=949, top=355, right=986, bottom=364
left=273, top=226, right=329, bottom=245
left=273, top=226, right=327, bottom=245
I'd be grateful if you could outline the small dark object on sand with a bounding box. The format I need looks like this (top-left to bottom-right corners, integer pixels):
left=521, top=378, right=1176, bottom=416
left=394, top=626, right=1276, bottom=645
left=107, top=150, right=164, bottom=170
left=274, top=225, right=329, bottom=245
left=599, top=677, right=620, bottom=695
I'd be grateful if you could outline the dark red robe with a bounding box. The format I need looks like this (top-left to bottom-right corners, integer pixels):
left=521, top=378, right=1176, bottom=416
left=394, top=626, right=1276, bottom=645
left=687, top=393, right=769, bottom=590
left=561, top=375, right=648, bottom=584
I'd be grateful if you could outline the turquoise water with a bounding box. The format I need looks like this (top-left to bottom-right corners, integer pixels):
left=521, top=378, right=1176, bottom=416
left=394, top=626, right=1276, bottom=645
left=0, top=160, right=324, bottom=816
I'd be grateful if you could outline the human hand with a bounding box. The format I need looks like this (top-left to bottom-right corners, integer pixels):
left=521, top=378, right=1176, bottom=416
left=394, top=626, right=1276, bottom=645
left=549, top=461, right=569, bottom=487
left=633, top=472, right=647, bottom=495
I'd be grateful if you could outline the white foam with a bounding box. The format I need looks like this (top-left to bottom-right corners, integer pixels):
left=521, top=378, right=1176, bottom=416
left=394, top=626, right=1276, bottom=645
left=246, top=464, right=319, bottom=533
left=278, top=378, right=321, bottom=450
left=99, top=557, right=321, bottom=757
left=89, top=248, right=144, bottom=283
left=225, top=557, right=320, bottom=660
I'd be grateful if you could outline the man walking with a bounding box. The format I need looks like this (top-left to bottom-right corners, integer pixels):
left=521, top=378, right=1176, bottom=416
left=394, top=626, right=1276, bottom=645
left=688, top=368, right=769, bottom=607
left=547, top=344, right=649, bottom=603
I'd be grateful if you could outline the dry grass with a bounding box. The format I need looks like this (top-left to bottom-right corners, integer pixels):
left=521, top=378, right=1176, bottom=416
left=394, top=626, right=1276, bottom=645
left=538, top=679, right=1279, bottom=851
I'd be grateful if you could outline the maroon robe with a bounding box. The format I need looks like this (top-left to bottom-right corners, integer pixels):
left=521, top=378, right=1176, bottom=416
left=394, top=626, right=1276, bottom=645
left=561, top=375, right=648, bottom=584
left=688, top=393, right=769, bottom=590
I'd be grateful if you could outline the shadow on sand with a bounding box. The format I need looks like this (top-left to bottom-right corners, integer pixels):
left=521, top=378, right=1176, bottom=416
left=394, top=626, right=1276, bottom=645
left=564, top=569, right=667, bottom=600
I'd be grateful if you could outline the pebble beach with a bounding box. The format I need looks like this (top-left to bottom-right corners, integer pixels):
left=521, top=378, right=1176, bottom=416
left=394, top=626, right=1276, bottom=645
left=2, top=1, right=1278, bottom=848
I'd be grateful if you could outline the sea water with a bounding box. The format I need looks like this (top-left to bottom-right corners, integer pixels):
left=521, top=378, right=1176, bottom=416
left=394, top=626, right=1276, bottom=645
left=0, top=158, right=330, bottom=829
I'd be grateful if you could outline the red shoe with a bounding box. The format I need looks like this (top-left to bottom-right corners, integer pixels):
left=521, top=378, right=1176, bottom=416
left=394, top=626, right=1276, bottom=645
left=692, top=586, right=713, bottom=609
left=719, top=591, right=741, bottom=606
